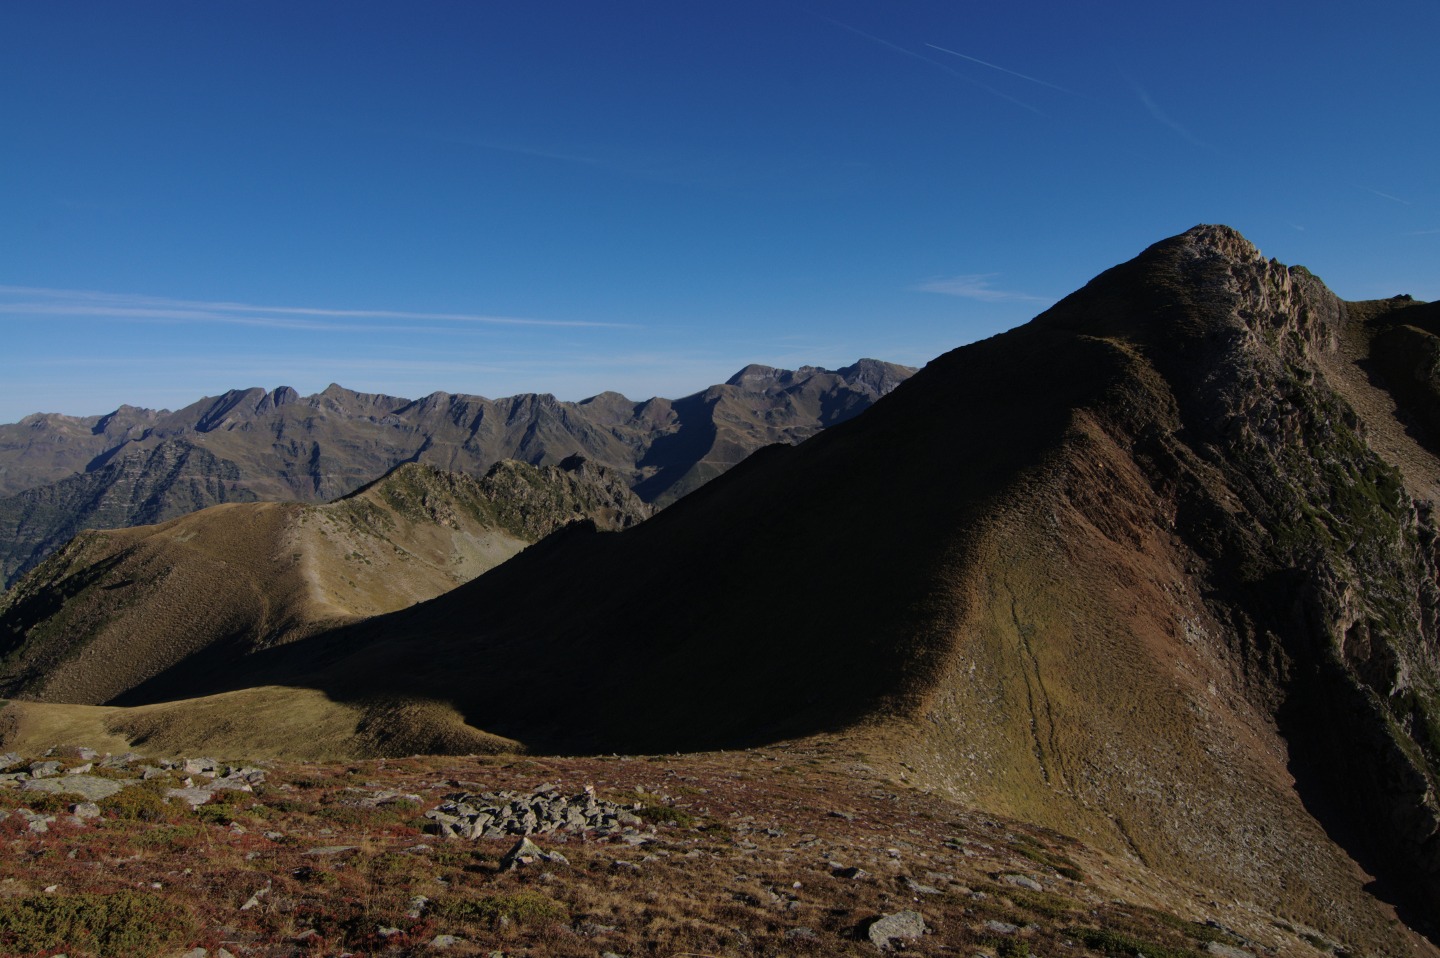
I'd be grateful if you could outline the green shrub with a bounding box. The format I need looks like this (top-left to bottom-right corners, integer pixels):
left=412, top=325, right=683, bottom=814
left=98, top=784, right=170, bottom=822
left=436, top=891, right=567, bottom=927
left=636, top=803, right=696, bottom=827
left=132, top=824, right=206, bottom=850
left=10, top=790, right=69, bottom=814
left=999, top=940, right=1031, bottom=958
left=1069, top=927, right=1201, bottom=958
left=194, top=803, right=237, bottom=826
left=0, top=891, right=194, bottom=958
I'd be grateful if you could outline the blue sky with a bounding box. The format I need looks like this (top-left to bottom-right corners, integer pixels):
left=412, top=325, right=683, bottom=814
left=2, top=1, right=1436, bottom=422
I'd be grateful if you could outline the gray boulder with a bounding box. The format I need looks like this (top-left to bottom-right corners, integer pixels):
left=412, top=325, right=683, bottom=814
left=22, top=775, right=126, bottom=801
left=867, top=910, right=927, bottom=950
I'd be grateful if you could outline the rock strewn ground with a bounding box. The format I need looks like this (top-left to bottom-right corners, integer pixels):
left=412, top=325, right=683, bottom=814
left=0, top=743, right=1376, bottom=958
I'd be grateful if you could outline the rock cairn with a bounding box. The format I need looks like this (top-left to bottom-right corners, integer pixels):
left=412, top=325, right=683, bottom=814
left=425, top=783, right=643, bottom=840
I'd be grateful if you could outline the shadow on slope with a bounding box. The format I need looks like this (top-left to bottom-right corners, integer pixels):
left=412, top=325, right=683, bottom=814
left=144, top=320, right=1120, bottom=755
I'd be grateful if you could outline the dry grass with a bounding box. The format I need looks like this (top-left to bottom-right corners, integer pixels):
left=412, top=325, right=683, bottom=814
left=0, top=688, right=521, bottom=763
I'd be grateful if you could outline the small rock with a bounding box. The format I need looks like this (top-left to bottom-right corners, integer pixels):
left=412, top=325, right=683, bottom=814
left=785, top=927, right=818, bottom=940
left=64, top=763, right=93, bottom=775
left=303, top=845, right=359, bottom=857
left=1000, top=873, right=1044, bottom=892
left=983, top=920, right=1019, bottom=934
left=240, top=885, right=270, bottom=911
left=28, top=761, right=62, bottom=778
left=904, top=877, right=942, bottom=895
left=178, top=948, right=208, bottom=958
left=99, top=752, right=142, bottom=768
left=406, top=895, right=431, bottom=918
left=183, top=757, right=220, bottom=776
left=867, top=910, right=927, bottom=950
left=429, top=935, right=463, bottom=949
left=69, top=802, right=101, bottom=819
left=1204, top=945, right=1252, bottom=958
left=166, top=787, right=213, bottom=807
left=500, top=837, right=545, bottom=870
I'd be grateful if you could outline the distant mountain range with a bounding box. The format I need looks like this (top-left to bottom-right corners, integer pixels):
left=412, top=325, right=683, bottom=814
left=0, top=360, right=912, bottom=587
left=3, top=227, right=1438, bottom=952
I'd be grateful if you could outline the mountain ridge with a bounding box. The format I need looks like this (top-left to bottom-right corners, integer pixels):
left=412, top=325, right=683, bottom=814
left=0, top=359, right=912, bottom=587
left=0, top=457, right=649, bottom=712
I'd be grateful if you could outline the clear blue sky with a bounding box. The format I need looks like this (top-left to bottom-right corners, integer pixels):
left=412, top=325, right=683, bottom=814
left=3, top=1, right=1436, bottom=422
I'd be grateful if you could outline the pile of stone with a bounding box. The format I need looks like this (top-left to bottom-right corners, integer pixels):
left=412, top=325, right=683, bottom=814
left=425, top=784, right=644, bottom=840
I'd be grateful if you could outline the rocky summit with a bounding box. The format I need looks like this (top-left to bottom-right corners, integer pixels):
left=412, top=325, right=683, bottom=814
left=1, top=226, right=1438, bottom=957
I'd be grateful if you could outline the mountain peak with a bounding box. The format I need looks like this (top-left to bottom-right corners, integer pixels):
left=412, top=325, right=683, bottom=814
left=725, top=364, right=786, bottom=387
left=1176, top=223, right=1264, bottom=260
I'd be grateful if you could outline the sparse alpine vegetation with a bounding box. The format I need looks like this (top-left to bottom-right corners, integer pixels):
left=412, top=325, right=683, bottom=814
left=0, top=742, right=1355, bottom=958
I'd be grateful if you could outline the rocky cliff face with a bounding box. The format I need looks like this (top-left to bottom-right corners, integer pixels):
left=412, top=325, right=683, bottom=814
left=0, top=439, right=256, bottom=587
left=1043, top=227, right=1440, bottom=922
left=0, top=362, right=912, bottom=588
left=890, top=225, right=1440, bottom=941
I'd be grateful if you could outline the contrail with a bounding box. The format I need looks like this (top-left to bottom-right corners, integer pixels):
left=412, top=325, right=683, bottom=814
left=818, top=15, right=1045, bottom=115
left=0, top=285, right=632, bottom=329
left=925, top=44, right=1075, bottom=94
left=1362, top=187, right=1411, bottom=206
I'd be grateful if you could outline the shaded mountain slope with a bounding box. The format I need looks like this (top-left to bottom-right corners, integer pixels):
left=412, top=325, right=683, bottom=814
left=0, top=459, right=649, bottom=707
left=90, top=225, right=1431, bottom=952
left=0, top=361, right=912, bottom=588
